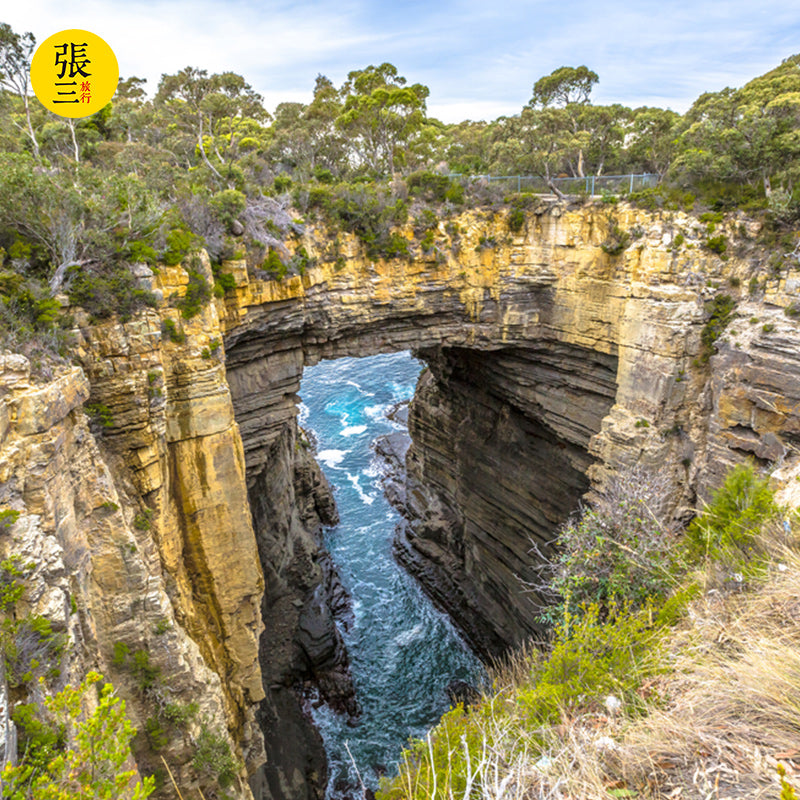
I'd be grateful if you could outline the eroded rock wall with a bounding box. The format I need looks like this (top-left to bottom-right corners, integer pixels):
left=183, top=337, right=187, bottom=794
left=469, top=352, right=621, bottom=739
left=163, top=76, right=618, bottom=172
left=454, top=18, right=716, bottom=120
left=0, top=352, right=253, bottom=796
left=393, top=342, right=617, bottom=656
left=4, top=200, right=800, bottom=799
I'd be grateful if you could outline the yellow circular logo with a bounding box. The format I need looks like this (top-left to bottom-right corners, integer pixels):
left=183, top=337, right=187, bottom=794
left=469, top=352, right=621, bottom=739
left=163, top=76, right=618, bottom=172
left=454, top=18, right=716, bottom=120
left=30, top=29, right=119, bottom=119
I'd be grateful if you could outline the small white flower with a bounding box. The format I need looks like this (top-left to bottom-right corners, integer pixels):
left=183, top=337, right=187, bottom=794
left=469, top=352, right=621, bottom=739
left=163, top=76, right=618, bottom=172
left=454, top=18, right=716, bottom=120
left=733, top=572, right=744, bottom=583
left=604, top=694, right=622, bottom=715
left=595, top=736, right=617, bottom=751
left=535, top=755, right=553, bottom=771
left=779, top=563, right=788, bottom=572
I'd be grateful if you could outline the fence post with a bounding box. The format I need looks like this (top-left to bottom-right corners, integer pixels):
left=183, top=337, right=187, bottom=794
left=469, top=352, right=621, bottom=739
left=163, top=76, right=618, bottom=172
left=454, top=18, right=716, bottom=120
left=630, top=174, right=634, bottom=194
left=517, top=175, right=521, bottom=193
left=591, top=175, right=595, bottom=196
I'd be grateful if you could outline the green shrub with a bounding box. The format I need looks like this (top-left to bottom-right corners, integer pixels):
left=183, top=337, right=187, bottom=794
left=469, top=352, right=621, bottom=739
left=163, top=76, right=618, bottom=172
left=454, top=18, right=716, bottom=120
left=130, top=649, right=161, bottom=692
left=145, top=716, right=168, bottom=751
left=263, top=249, right=287, bottom=280
left=544, top=468, right=677, bottom=620
left=113, top=641, right=130, bottom=665
left=705, top=234, right=728, bottom=255
left=212, top=263, right=237, bottom=293
left=193, top=725, right=240, bottom=789
left=601, top=224, right=631, bottom=256
left=2, top=672, right=154, bottom=799
left=209, top=189, right=246, bottom=230
left=420, top=229, right=435, bottom=252
left=785, top=302, right=800, bottom=318
left=0, top=508, right=20, bottom=532
left=312, top=167, right=334, bottom=184
left=68, top=263, right=158, bottom=321
left=12, top=702, right=65, bottom=771
left=85, top=403, right=114, bottom=428
left=384, top=233, right=410, bottom=259
left=164, top=701, right=198, bottom=728
left=521, top=601, right=663, bottom=723
left=407, top=171, right=450, bottom=202
left=507, top=207, right=525, bottom=233
left=4, top=615, right=66, bottom=686
left=133, top=508, right=152, bottom=531
left=163, top=227, right=202, bottom=266
left=684, top=463, right=781, bottom=577
left=273, top=175, right=292, bottom=193
left=413, top=208, right=438, bottom=233
left=162, top=317, right=186, bottom=343
left=290, top=245, right=313, bottom=275
left=700, top=294, right=735, bottom=362
left=176, top=268, right=211, bottom=319
left=444, top=182, right=465, bottom=204
left=124, top=241, right=159, bottom=265
left=0, top=554, right=30, bottom=611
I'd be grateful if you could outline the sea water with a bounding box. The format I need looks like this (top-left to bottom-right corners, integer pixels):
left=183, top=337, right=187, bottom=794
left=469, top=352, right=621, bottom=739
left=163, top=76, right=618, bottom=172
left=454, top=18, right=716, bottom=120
left=299, top=351, right=484, bottom=795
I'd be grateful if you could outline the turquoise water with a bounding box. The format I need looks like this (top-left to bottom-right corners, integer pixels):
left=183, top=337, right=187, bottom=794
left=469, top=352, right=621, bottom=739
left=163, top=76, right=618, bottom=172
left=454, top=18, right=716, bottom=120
left=299, top=351, right=484, bottom=796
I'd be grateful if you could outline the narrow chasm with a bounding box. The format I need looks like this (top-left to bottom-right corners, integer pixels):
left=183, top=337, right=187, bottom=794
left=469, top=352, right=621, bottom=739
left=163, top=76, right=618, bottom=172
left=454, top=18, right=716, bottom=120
left=228, top=332, right=618, bottom=800
left=298, top=352, right=483, bottom=798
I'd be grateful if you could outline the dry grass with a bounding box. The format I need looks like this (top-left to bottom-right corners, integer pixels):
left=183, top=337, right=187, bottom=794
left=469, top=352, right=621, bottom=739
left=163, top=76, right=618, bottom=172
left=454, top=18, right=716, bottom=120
left=529, top=539, right=800, bottom=799
left=380, top=487, right=800, bottom=800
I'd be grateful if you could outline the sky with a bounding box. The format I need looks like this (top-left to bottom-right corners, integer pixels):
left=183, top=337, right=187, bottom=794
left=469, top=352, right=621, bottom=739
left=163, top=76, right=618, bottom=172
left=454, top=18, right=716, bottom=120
left=4, top=0, right=800, bottom=123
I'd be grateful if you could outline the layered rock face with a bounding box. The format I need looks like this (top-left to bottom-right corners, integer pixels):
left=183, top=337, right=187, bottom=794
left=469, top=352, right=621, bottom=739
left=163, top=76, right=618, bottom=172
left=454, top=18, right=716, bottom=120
left=4, top=201, right=800, bottom=798
left=394, top=342, right=617, bottom=656
left=220, top=202, right=800, bottom=662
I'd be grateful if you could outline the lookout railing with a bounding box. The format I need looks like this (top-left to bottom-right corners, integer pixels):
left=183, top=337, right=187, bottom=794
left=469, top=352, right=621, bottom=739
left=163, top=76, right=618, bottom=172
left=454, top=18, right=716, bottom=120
left=448, top=172, right=660, bottom=196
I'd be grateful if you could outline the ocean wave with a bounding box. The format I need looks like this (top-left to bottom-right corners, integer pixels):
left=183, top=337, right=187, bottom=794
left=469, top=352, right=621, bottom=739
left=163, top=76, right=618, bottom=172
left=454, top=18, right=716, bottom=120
left=317, top=449, right=348, bottom=468
left=347, top=473, right=375, bottom=505
left=341, top=424, right=367, bottom=437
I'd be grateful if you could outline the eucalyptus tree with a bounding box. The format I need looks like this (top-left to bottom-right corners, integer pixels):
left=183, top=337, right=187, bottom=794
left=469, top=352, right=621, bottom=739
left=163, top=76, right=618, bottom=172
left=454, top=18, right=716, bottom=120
left=0, top=22, right=41, bottom=160
left=155, top=67, right=269, bottom=187
left=336, top=62, right=429, bottom=176
left=671, top=54, right=800, bottom=204
left=528, top=65, right=604, bottom=178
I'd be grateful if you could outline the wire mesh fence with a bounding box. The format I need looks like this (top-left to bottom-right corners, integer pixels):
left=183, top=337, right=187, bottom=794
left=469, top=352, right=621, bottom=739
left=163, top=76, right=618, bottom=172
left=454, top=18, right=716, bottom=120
left=448, top=173, right=660, bottom=196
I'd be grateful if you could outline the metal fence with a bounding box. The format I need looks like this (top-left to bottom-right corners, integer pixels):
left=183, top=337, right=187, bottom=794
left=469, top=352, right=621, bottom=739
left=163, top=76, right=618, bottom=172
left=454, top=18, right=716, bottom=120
left=448, top=172, right=660, bottom=196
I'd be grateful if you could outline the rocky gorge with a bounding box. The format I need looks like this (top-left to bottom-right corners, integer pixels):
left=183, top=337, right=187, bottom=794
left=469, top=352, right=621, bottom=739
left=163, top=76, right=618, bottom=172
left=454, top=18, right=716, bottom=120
left=2, top=200, right=800, bottom=798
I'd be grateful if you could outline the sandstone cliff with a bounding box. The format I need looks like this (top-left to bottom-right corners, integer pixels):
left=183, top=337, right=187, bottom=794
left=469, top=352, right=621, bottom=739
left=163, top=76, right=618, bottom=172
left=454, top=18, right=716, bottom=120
left=2, top=200, right=799, bottom=796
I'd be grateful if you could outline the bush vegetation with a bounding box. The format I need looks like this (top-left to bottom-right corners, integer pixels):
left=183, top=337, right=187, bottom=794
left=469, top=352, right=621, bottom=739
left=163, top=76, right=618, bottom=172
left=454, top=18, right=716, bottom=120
left=377, top=462, right=799, bottom=800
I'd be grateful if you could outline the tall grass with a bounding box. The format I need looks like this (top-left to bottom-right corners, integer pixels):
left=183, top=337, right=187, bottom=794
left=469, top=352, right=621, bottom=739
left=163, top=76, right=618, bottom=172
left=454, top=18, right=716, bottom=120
left=377, top=464, right=800, bottom=800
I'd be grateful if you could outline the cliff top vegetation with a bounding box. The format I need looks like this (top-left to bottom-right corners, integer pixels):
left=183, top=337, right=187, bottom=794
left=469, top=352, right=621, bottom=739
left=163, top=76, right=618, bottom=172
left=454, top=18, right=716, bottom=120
left=0, top=19, right=799, bottom=368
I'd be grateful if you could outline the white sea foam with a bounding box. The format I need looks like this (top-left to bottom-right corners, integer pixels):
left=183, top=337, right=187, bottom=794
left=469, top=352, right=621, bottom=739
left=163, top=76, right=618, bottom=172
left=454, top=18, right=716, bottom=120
left=341, top=425, right=367, bottom=437
left=347, top=473, right=375, bottom=505
left=346, top=380, right=375, bottom=397
left=317, top=449, right=347, bottom=468
left=394, top=623, right=424, bottom=647
left=365, top=403, right=390, bottom=422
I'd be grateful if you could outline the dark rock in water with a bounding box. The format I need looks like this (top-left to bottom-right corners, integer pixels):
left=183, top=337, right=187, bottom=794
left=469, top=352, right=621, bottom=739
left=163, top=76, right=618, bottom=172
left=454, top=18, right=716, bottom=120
left=386, top=400, right=410, bottom=426
left=253, top=686, right=328, bottom=800
left=373, top=431, right=411, bottom=475
left=446, top=679, right=480, bottom=709
left=373, top=431, right=411, bottom=512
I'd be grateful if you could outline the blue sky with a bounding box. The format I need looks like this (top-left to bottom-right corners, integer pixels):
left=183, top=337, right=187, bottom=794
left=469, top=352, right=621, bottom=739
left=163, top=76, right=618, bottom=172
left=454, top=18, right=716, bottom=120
left=5, top=0, right=800, bottom=122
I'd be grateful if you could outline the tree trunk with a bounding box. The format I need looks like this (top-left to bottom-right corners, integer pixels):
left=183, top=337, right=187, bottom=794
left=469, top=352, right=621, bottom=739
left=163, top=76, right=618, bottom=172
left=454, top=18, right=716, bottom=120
left=23, top=94, right=40, bottom=162
left=67, top=119, right=80, bottom=163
